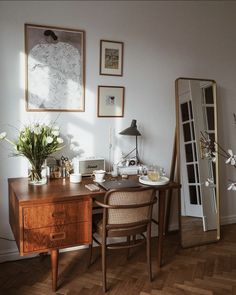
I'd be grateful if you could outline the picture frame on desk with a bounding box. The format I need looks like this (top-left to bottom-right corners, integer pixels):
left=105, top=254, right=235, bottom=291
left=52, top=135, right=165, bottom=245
left=97, top=86, right=125, bottom=117
left=25, top=23, right=85, bottom=112
left=99, top=40, right=124, bottom=76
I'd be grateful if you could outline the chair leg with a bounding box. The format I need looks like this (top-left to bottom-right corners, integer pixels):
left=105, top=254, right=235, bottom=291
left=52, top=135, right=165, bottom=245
left=102, top=240, right=107, bottom=292
left=127, top=236, right=131, bottom=259
left=88, top=243, right=93, bottom=266
left=146, top=224, right=152, bottom=282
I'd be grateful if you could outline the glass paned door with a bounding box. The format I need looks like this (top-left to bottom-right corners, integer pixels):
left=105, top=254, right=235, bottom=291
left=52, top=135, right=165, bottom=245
left=201, top=84, right=217, bottom=216
left=180, top=100, right=202, bottom=217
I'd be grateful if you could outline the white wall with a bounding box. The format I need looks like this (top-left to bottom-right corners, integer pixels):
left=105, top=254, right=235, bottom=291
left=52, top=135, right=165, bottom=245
left=1, top=0, right=236, bottom=261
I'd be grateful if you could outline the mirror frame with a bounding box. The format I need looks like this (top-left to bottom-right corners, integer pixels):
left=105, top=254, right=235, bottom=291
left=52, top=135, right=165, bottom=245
left=175, top=77, right=220, bottom=248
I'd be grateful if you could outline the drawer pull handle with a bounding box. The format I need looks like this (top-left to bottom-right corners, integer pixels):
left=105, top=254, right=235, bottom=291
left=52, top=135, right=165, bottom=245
left=52, top=211, right=65, bottom=218
left=50, top=232, right=66, bottom=241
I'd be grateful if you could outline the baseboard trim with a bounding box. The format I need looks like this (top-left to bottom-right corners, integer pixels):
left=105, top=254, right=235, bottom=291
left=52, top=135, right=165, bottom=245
left=0, top=249, right=36, bottom=263
left=157, top=216, right=236, bottom=233
left=168, top=222, right=179, bottom=232
left=0, top=245, right=89, bottom=264
left=220, top=214, right=236, bottom=225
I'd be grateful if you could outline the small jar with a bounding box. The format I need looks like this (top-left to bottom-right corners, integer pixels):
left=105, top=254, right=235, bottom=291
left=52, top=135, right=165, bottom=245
left=137, top=165, right=144, bottom=176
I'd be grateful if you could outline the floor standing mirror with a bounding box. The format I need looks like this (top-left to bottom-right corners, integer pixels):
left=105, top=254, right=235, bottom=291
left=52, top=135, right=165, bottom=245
left=175, top=77, right=220, bottom=248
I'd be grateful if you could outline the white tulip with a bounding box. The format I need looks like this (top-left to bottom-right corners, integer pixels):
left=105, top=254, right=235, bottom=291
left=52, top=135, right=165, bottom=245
left=57, top=137, right=63, bottom=144
left=46, top=136, right=53, bottom=144
left=34, top=126, right=41, bottom=135
left=0, top=132, right=7, bottom=140
left=29, top=125, right=35, bottom=132
left=52, top=130, right=60, bottom=137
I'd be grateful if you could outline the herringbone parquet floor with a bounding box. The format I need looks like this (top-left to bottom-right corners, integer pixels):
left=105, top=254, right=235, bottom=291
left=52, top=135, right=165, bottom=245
left=1, top=224, right=236, bottom=295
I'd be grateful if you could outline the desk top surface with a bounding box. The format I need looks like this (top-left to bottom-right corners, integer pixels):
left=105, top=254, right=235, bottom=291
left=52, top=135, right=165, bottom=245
left=8, top=176, right=180, bottom=205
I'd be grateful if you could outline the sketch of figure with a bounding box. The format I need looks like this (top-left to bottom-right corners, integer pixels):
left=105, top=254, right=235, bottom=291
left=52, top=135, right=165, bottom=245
left=28, top=42, right=81, bottom=109
left=25, top=24, right=84, bottom=111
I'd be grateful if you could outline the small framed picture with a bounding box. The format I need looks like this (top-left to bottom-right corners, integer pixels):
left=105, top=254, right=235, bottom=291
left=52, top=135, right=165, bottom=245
left=99, top=40, right=124, bottom=76
left=97, top=86, right=125, bottom=117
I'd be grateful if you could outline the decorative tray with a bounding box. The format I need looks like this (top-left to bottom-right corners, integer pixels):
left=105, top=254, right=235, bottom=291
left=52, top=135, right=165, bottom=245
left=139, top=176, right=170, bottom=186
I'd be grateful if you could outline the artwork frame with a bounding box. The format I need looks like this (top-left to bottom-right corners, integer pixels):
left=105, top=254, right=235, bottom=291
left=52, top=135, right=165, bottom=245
left=99, top=40, right=124, bottom=76
left=97, top=86, right=125, bottom=117
left=25, top=23, right=85, bottom=112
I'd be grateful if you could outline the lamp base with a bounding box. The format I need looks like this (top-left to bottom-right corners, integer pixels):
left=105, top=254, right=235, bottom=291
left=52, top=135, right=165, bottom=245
left=118, top=165, right=139, bottom=175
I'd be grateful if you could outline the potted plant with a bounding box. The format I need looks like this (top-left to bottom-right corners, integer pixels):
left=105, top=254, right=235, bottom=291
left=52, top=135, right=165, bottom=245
left=0, top=123, right=64, bottom=185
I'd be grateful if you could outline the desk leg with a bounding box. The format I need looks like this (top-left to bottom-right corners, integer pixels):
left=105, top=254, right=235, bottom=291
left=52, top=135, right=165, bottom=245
left=158, top=190, right=166, bottom=268
left=50, top=249, right=59, bottom=292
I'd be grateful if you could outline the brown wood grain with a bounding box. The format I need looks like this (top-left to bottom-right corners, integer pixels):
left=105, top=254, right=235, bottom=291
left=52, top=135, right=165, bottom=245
left=23, top=198, right=91, bottom=229
left=23, top=222, right=91, bottom=253
left=8, top=178, right=93, bottom=256
left=8, top=177, right=180, bottom=204
left=8, top=177, right=106, bottom=205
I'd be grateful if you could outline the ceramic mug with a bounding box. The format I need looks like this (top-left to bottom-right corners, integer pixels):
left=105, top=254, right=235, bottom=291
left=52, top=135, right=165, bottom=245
left=93, top=170, right=106, bottom=182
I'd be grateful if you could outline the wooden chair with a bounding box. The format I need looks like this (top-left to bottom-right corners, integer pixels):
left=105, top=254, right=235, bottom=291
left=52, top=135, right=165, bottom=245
left=89, top=187, right=157, bottom=292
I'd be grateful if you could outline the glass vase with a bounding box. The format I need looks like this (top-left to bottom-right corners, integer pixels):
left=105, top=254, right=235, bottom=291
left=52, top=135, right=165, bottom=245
left=28, top=161, right=47, bottom=185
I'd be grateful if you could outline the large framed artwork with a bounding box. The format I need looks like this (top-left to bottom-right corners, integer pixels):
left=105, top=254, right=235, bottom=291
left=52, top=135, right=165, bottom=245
left=99, top=40, right=123, bottom=76
left=97, top=86, right=125, bottom=117
left=25, top=24, right=85, bottom=112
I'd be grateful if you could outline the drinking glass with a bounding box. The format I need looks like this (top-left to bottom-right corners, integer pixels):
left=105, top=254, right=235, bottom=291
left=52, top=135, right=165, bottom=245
left=147, top=165, right=160, bottom=182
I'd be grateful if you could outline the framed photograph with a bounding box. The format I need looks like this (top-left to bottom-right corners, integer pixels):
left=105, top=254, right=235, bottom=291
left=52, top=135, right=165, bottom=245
left=25, top=23, right=85, bottom=112
left=100, top=40, right=124, bottom=76
left=97, top=86, right=125, bottom=117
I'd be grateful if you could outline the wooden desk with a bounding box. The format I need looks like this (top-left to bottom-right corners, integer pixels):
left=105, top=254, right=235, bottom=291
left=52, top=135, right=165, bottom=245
left=8, top=177, right=180, bottom=291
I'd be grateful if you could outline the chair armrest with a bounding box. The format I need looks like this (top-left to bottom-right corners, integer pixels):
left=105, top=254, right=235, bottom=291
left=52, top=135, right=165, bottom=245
left=94, top=199, right=110, bottom=208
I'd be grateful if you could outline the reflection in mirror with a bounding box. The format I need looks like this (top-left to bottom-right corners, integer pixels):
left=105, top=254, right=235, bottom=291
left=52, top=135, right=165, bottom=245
left=175, top=78, right=220, bottom=248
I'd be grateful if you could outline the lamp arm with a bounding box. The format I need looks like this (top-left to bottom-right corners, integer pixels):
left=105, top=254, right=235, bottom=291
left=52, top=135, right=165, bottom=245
left=122, top=147, right=136, bottom=160
left=136, top=136, right=141, bottom=164
left=121, top=135, right=141, bottom=164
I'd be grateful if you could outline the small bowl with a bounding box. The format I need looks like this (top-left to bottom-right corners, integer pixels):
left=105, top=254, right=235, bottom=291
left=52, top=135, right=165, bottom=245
left=70, top=173, right=82, bottom=183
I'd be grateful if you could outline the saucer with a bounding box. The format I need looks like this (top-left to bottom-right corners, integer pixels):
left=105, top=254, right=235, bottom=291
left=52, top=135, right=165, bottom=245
left=93, top=179, right=105, bottom=183
left=139, top=176, right=169, bottom=186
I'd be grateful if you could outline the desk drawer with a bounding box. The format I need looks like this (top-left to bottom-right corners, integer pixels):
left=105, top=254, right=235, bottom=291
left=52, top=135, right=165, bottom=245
left=23, top=198, right=91, bottom=229
left=23, top=222, right=91, bottom=253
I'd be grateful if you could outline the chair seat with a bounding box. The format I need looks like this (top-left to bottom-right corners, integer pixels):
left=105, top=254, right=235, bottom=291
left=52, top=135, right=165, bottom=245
left=95, top=218, right=148, bottom=238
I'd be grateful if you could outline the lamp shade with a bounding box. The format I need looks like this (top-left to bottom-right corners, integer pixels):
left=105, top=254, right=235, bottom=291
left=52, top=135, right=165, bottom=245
left=119, top=119, right=141, bottom=136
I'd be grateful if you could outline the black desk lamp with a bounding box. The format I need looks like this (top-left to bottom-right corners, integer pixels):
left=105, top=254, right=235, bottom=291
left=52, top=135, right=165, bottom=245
left=119, top=119, right=141, bottom=164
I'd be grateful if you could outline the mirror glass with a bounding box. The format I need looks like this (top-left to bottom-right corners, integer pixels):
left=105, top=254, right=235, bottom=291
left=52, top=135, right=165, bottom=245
left=176, top=78, right=220, bottom=248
